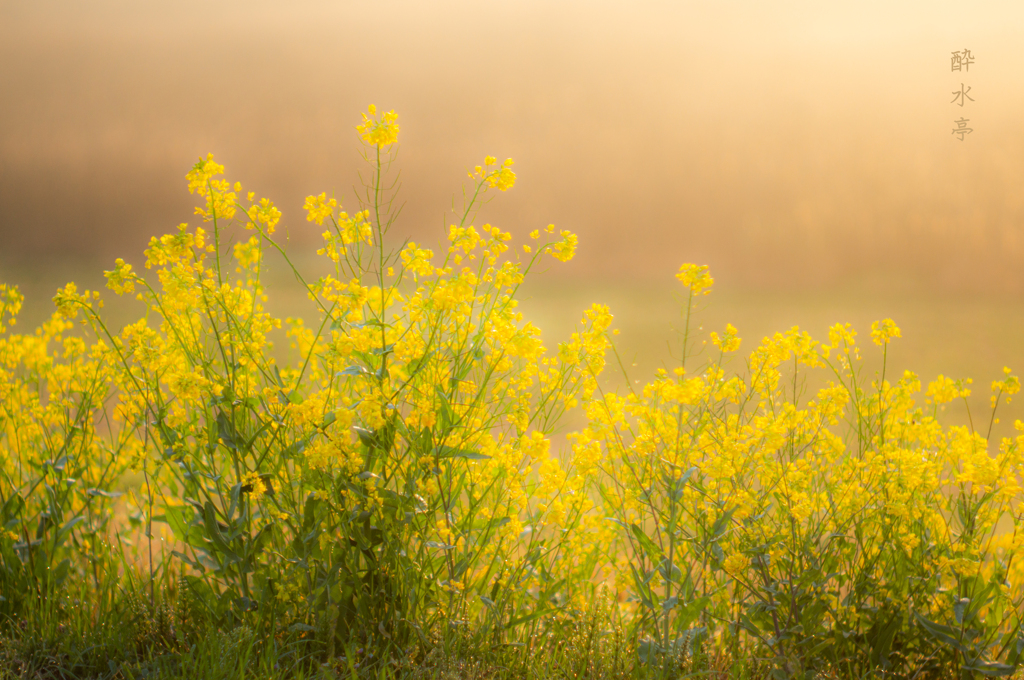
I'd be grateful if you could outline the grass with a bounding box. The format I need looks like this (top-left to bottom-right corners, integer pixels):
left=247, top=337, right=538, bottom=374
left=0, top=578, right=693, bottom=680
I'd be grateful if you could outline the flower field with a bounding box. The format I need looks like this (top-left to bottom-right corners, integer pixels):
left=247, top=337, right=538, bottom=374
left=3, top=107, right=1024, bottom=679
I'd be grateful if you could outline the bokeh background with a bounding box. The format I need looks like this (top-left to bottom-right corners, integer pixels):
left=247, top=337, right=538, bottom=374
left=3, top=0, right=1024, bottom=431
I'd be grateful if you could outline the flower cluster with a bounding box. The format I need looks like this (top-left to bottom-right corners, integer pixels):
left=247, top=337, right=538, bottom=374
left=585, top=267, right=1024, bottom=675
left=356, top=104, right=399, bottom=147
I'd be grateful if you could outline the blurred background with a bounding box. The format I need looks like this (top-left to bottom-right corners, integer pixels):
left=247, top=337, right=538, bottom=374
left=2, top=0, right=1024, bottom=430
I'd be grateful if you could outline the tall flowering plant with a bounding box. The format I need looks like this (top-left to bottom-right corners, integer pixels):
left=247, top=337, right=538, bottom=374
left=86, top=106, right=602, bottom=654
left=588, top=265, right=1024, bottom=678
left=1, top=278, right=140, bottom=621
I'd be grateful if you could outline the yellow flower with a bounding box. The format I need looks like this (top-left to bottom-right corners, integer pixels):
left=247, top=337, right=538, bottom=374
left=675, top=263, right=713, bottom=295
left=722, top=553, right=748, bottom=575
left=825, top=322, right=857, bottom=355
left=186, top=153, right=224, bottom=195
left=166, top=367, right=211, bottom=402
left=233, top=236, right=262, bottom=271
left=927, top=374, right=971, bottom=405
left=486, top=159, right=516, bottom=191
left=186, top=154, right=237, bottom=221
left=53, top=282, right=87, bottom=319
left=710, top=323, right=741, bottom=352
left=0, top=283, right=23, bottom=333
left=547, top=230, right=577, bottom=262
left=520, top=430, right=550, bottom=462
left=400, top=242, right=434, bottom=277
left=303, top=192, right=337, bottom=226
left=104, top=258, right=135, bottom=295
left=356, top=105, right=399, bottom=146
left=870, top=318, right=901, bottom=346
left=992, top=367, right=1020, bottom=407
left=242, top=471, right=266, bottom=501
left=247, top=197, right=281, bottom=234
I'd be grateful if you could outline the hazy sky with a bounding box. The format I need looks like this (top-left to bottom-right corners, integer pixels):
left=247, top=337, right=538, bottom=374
left=2, top=0, right=1024, bottom=292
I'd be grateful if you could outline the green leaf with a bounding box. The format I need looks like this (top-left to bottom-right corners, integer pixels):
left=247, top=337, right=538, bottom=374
left=33, top=545, right=50, bottom=582
left=55, top=516, right=85, bottom=548
left=735, top=613, right=760, bottom=636
left=47, top=456, right=70, bottom=473
left=630, top=520, right=663, bottom=561
left=914, top=611, right=967, bottom=653
left=436, top=446, right=490, bottom=460
left=629, top=561, right=657, bottom=610
left=171, top=549, right=206, bottom=574
left=354, top=426, right=376, bottom=448
left=216, top=412, right=240, bottom=451
left=302, top=494, right=319, bottom=535
left=202, top=501, right=239, bottom=564
left=955, top=597, right=971, bottom=625
left=163, top=505, right=194, bottom=543
left=435, top=386, right=455, bottom=430
left=675, top=596, right=711, bottom=630
left=34, top=513, right=52, bottom=541
left=538, top=578, right=566, bottom=606
left=321, top=411, right=337, bottom=429
left=405, top=352, right=433, bottom=376
left=370, top=343, right=395, bottom=356
left=630, top=523, right=664, bottom=562
left=709, top=507, right=735, bottom=541
left=425, top=541, right=456, bottom=551
left=505, top=607, right=553, bottom=629
left=962, top=659, right=1017, bottom=677
left=868, top=611, right=902, bottom=667
left=2, top=494, right=25, bottom=523
left=657, top=557, right=681, bottom=583
left=86, top=488, right=123, bottom=499
left=52, top=558, right=71, bottom=588
left=637, top=639, right=657, bottom=664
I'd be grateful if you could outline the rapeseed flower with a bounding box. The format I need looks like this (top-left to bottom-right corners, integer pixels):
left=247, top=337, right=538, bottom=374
left=104, top=259, right=135, bottom=295
left=356, top=104, right=399, bottom=146
left=927, top=374, right=971, bottom=404
left=0, top=284, right=23, bottom=333
left=710, top=322, right=741, bottom=352
left=247, top=197, right=281, bottom=234
left=870, top=318, right=901, bottom=345
left=486, top=159, right=516, bottom=191
left=303, top=192, right=337, bottom=226
left=547, top=230, right=577, bottom=262
left=676, top=263, right=713, bottom=294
